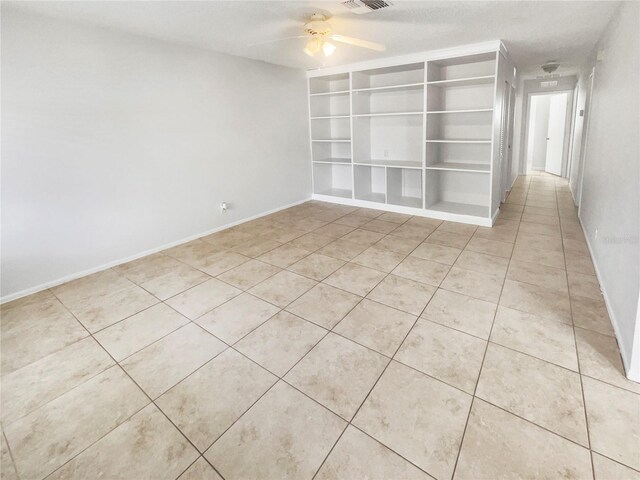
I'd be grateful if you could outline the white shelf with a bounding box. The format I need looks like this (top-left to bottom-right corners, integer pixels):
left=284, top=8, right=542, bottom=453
left=315, top=188, right=353, bottom=199
left=353, top=83, right=424, bottom=93
left=387, top=167, right=423, bottom=208
left=352, top=63, right=424, bottom=90
left=426, top=75, right=495, bottom=87
left=309, top=90, right=350, bottom=97
left=427, top=200, right=489, bottom=218
left=427, top=139, right=491, bottom=144
left=389, top=195, right=423, bottom=208
left=356, top=159, right=422, bottom=169
left=311, top=115, right=350, bottom=120
left=313, top=158, right=351, bottom=164
left=307, top=47, right=508, bottom=227
left=356, top=192, right=386, bottom=203
left=353, top=112, right=423, bottom=118
left=426, top=162, right=490, bottom=173
left=427, top=109, right=493, bottom=114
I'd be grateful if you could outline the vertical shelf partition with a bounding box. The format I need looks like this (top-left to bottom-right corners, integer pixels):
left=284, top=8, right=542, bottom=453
left=308, top=45, right=510, bottom=226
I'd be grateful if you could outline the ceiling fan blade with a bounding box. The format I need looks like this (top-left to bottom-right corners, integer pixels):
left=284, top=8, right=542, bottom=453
left=246, top=35, right=307, bottom=47
left=330, top=34, right=386, bottom=51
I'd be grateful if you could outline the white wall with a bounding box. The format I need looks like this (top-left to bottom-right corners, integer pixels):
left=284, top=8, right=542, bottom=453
left=1, top=8, right=311, bottom=300
left=578, top=1, right=640, bottom=380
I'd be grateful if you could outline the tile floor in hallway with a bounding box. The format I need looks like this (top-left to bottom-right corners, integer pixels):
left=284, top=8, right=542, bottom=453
left=1, top=174, right=639, bottom=480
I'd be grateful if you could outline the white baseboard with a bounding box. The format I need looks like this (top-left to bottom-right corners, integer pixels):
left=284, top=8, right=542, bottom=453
left=311, top=194, right=493, bottom=227
left=578, top=216, right=640, bottom=383
left=0, top=197, right=311, bottom=304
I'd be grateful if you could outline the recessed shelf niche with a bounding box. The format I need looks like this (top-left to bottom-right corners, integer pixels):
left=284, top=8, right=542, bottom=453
left=352, top=63, right=424, bottom=90
left=426, top=142, right=491, bottom=172
left=312, top=141, right=351, bottom=164
left=354, top=165, right=386, bottom=203
left=313, top=163, right=352, bottom=198
left=354, top=114, right=423, bottom=168
left=426, top=53, right=496, bottom=83
left=387, top=168, right=423, bottom=208
left=311, top=117, right=351, bottom=141
left=426, top=111, right=493, bottom=142
left=309, top=73, right=350, bottom=95
left=310, top=92, right=350, bottom=117
left=353, top=85, right=424, bottom=115
left=425, top=170, right=490, bottom=217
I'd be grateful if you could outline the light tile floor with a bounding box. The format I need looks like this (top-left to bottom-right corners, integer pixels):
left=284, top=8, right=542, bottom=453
left=2, top=174, right=639, bottom=480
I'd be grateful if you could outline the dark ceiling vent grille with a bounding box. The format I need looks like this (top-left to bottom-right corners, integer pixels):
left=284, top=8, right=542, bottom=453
left=341, top=0, right=393, bottom=14
left=363, top=0, right=392, bottom=10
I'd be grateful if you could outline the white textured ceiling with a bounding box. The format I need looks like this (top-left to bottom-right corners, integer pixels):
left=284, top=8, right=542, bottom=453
left=5, top=1, right=619, bottom=75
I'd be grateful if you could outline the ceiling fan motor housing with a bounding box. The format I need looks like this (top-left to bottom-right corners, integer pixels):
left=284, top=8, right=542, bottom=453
left=304, top=14, right=332, bottom=37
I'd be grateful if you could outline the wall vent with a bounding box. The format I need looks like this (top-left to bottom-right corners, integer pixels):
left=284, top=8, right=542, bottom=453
left=341, top=0, right=393, bottom=14
left=540, top=80, right=559, bottom=87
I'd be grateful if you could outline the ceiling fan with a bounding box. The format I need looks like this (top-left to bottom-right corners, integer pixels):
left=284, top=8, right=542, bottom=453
left=250, top=13, right=386, bottom=58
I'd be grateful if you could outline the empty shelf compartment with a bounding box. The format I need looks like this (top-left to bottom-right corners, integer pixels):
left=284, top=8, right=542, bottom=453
left=352, top=63, right=425, bottom=90
left=355, top=165, right=386, bottom=204
left=311, top=116, right=351, bottom=141
left=309, top=73, right=350, bottom=95
left=353, top=84, right=424, bottom=115
left=387, top=168, right=423, bottom=208
left=312, top=142, right=351, bottom=163
left=425, top=170, right=490, bottom=217
left=427, top=52, right=496, bottom=82
left=426, top=142, right=491, bottom=172
left=426, top=110, right=493, bottom=141
left=314, top=163, right=352, bottom=198
left=310, top=93, right=350, bottom=117
left=427, top=82, right=495, bottom=111
left=354, top=114, right=423, bottom=167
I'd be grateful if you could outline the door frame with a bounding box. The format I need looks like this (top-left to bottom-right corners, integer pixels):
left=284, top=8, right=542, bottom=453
left=523, top=88, right=575, bottom=177
left=500, top=82, right=517, bottom=201
left=577, top=69, right=595, bottom=214
left=515, top=75, right=579, bottom=176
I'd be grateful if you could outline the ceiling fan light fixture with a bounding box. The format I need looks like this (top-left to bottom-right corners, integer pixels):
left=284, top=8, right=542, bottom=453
left=304, top=37, right=322, bottom=56
left=322, top=41, right=336, bottom=56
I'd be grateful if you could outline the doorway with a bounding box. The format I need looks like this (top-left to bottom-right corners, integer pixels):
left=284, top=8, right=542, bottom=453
left=525, top=91, right=573, bottom=176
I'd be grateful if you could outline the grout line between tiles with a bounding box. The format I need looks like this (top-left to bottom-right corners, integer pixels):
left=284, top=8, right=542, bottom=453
left=5, top=184, right=637, bottom=480
left=46, top=288, right=229, bottom=480
left=1, top=429, right=21, bottom=480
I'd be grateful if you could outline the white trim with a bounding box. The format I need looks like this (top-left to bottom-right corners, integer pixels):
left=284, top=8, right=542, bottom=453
left=312, top=193, right=493, bottom=227
left=524, top=89, right=575, bottom=177
left=577, top=69, right=596, bottom=218
left=517, top=75, right=579, bottom=176
left=578, top=215, right=640, bottom=382
left=0, top=198, right=311, bottom=305
left=630, top=297, right=640, bottom=383
left=491, top=207, right=501, bottom=225
left=306, top=40, right=503, bottom=77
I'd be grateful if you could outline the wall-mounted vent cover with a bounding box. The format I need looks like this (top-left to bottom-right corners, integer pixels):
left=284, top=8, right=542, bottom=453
left=540, top=80, right=559, bottom=87
left=341, top=0, right=393, bottom=14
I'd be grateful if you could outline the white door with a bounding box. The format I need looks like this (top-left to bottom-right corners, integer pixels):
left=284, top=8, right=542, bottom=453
left=545, top=93, right=568, bottom=176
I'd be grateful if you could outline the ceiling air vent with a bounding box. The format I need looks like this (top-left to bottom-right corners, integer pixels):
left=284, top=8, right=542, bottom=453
left=341, top=0, right=393, bottom=14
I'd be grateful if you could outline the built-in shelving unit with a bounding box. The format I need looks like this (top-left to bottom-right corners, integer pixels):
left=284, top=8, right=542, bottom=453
left=307, top=43, right=514, bottom=226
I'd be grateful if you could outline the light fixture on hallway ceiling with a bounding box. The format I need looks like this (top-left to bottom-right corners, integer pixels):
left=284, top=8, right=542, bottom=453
left=248, top=13, right=385, bottom=58
left=541, top=61, right=560, bottom=74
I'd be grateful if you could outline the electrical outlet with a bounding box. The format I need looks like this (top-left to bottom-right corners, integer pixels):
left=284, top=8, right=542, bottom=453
left=221, top=202, right=228, bottom=213
left=384, top=149, right=389, bottom=158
